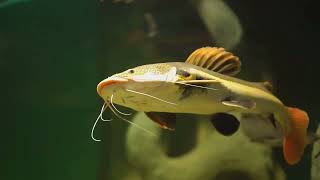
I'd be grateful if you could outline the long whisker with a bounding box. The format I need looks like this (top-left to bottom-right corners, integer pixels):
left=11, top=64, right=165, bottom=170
left=106, top=100, right=157, bottom=137
left=100, top=103, right=111, bottom=122
left=174, top=81, right=218, bottom=91
left=125, top=88, right=177, bottom=106
left=91, top=103, right=112, bottom=142
left=110, top=94, right=132, bottom=116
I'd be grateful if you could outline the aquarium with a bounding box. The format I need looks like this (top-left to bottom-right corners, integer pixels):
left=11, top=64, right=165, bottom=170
left=2, top=0, right=319, bottom=180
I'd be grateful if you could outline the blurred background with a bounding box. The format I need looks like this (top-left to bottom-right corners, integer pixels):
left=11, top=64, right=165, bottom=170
left=2, top=0, right=319, bottom=179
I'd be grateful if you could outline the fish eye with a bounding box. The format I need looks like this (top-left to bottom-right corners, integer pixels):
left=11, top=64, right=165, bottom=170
left=128, top=69, right=135, bottom=74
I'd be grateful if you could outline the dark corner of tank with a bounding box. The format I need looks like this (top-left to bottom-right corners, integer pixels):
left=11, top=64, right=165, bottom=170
left=3, top=0, right=320, bottom=180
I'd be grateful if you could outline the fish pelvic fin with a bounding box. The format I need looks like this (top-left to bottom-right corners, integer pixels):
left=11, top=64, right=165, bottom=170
left=145, top=112, right=176, bottom=131
left=283, top=107, right=309, bottom=165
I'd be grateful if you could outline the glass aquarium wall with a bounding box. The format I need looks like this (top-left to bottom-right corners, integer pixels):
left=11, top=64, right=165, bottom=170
left=2, top=0, right=319, bottom=180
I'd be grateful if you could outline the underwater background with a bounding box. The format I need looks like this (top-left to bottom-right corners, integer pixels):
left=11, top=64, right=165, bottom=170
left=2, top=0, right=320, bottom=179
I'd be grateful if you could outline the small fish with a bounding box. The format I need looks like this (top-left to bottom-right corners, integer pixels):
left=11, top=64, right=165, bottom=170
left=96, top=47, right=310, bottom=165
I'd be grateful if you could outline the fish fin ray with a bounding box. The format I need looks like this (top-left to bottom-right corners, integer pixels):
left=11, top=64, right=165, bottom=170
left=185, top=47, right=241, bottom=76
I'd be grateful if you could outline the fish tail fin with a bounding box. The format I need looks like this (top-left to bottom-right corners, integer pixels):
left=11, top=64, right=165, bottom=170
left=283, top=107, right=309, bottom=165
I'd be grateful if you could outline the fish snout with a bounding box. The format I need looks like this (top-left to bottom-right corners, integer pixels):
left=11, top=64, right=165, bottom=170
left=97, top=76, right=128, bottom=97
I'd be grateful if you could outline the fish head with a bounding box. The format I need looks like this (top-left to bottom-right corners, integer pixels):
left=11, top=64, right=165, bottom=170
left=97, top=63, right=177, bottom=96
left=97, top=63, right=184, bottom=111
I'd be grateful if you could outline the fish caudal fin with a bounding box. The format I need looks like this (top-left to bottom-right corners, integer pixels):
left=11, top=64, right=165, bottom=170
left=283, top=107, right=309, bottom=165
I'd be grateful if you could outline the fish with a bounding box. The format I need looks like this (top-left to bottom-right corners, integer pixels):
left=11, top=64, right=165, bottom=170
left=96, top=47, right=310, bottom=165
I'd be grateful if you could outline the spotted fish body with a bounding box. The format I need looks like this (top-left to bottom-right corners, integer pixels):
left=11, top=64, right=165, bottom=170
left=97, top=47, right=310, bottom=165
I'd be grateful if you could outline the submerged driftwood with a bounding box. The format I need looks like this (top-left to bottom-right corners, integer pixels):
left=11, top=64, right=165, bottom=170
left=126, top=112, right=285, bottom=180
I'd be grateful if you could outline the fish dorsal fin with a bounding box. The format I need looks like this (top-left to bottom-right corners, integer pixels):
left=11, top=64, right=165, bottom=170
left=262, top=81, right=273, bottom=92
left=185, top=47, right=241, bottom=76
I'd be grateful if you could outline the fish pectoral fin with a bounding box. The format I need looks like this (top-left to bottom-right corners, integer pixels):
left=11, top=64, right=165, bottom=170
left=145, top=112, right=176, bottom=131
left=210, top=113, right=240, bottom=136
left=222, top=97, right=256, bottom=110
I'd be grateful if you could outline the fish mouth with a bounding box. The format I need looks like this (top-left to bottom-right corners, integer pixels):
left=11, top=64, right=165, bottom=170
left=97, top=76, right=128, bottom=96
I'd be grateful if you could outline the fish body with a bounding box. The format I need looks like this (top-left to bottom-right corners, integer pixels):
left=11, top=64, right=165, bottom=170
left=97, top=47, right=310, bottom=165
left=98, top=62, right=289, bottom=129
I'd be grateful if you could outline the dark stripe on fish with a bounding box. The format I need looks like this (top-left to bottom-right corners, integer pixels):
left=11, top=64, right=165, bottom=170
left=269, top=114, right=277, bottom=129
left=178, top=82, right=210, bottom=100
left=179, top=85, right=194, bottom=100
